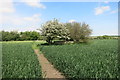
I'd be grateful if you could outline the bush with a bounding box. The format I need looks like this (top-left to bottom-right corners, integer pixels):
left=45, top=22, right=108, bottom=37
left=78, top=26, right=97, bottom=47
left=65, top=22, right=92, bottom=43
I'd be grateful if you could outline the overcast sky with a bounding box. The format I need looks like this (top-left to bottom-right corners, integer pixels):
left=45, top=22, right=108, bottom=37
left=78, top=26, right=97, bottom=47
left=0, top=0, right=118, bottom=36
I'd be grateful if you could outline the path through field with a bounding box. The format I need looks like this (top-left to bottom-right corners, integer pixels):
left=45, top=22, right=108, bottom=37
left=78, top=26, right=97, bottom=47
left=34, top=49, right=66, bottom=79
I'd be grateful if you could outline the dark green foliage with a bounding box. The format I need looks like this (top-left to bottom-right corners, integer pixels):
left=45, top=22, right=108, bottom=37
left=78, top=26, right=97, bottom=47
left=0, top=31, right=2, bottom=41
left=1, top=31, right=43, bottom=41
left=65, top=22, right=92, bottom=43
left=2, top=42, right=42, bottom=78
left=40, top=40, right=119, bottom=78
left=97, top=35, right=118, bottom=39
left=20, top=31, right=41, bottom=40
left=1, top=31, right=20, bottom=41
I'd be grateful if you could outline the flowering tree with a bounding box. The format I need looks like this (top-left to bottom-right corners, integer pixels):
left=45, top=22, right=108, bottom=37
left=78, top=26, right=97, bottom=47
left=41, top=19, right=69, bottom=44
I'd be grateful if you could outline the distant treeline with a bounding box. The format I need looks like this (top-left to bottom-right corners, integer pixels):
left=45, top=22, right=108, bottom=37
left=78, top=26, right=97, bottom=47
left=0, top=31, right=119, bottom=41
left=90, top=35, right=119, bottom=39
left=0, top=31, right=43, bottom=41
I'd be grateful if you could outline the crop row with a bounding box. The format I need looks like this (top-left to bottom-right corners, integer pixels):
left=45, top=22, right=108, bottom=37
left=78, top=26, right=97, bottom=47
left=2, top=42, right=42, bottom=78
left=40, top=40, right=119, bottom=79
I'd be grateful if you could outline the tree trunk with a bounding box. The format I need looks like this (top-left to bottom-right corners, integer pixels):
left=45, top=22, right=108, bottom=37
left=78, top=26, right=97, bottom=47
left=47, top=38, right=52, bottom=44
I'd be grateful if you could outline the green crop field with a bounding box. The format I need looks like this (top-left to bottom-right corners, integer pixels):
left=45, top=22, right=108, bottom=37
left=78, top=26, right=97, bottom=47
left=2, top=42, right=42, bottom=78
left=40, top=40, right=119, bottom=78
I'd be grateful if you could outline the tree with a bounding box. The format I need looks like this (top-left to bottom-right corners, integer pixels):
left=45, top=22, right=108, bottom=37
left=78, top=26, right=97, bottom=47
left=65, top=22, right=92, bottom=43
left=28, top=31, right=40, bottom=40
left=1, top=31, right=20, bottom=41
left=41, top=19, right=69, bottom=44
left=20, top=31, right=41, bottom=40
left=0, top=31, right=2, bottom=41
left=1, top=31, right=42, bottom=41
left=97, top=35, right=112, bottom=39
left=10, top=31, right=20, bottom=41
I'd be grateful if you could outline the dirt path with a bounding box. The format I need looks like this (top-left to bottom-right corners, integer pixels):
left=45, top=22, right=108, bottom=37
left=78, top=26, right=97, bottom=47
left=34, top=49, right=66, bottom=79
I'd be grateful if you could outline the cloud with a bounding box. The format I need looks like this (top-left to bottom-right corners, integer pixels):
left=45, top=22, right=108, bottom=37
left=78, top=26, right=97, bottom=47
left=0, top=0, right=43, bottom=25
left=68, top=19, right=76, bottom=23
left=0, top=0, right=15, bottom=13
left=104, top=1, right=109, bottom=4
left=110, top=10, right=118, bottom=14
left=0, top=0, right=46, bottom=14
left=1, top=13, right=42, bottom=31
left=23, top=14, right=41, bottom=22
left=0, top=14, right=41, bottom=25
left=95, top=6, right=110, bottom=15
left=21, top=0, right=46, bottom=9
left=0, top=0, right=45, bottom=31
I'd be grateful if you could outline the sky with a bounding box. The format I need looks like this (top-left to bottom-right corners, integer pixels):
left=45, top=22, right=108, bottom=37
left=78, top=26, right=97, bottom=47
left=0, top=0, right=118, bottom=36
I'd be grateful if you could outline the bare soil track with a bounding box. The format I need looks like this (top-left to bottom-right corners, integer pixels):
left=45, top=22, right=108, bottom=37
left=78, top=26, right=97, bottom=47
left=34, top=49, right=66, bottom=79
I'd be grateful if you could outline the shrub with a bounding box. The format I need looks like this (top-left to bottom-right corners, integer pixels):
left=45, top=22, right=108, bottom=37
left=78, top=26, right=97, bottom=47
left=65, top=22, right=92, bottom=43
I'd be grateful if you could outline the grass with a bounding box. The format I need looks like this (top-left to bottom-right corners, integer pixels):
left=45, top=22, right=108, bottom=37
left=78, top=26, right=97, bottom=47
left=0, top=42, right=2, bottom=79
left=2, top=42, right=42, bottom=78
left=40, top=39, right=119, bottom=79
left=1, top=40, right=45, bottom=43
left=32, top=43, right=39, bottom=49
